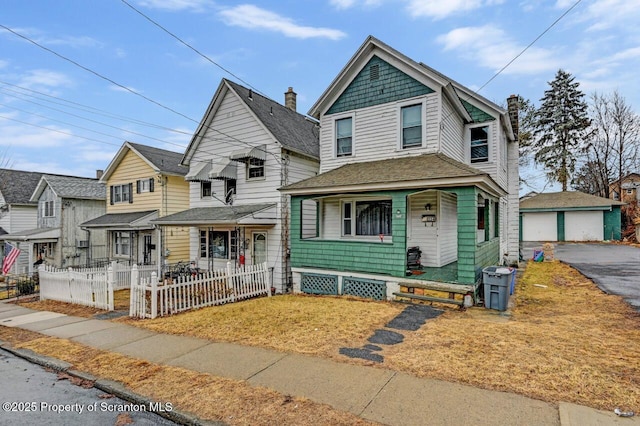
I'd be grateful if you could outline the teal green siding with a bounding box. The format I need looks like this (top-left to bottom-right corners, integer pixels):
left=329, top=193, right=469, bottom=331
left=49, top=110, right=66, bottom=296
left=557, top=212, right=565, bottom=241
left=291, top=191, right=411, bottom=277
left=604, top=207, right=622, bottom=240
left=461, top=100, right=495, bottom=123
left=327, top=56, right=434, bottom=115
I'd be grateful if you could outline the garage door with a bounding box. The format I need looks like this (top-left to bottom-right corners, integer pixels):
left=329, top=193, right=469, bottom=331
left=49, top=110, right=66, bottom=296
left=565, top=211, right=603, bottom=241
left=522, top=212, right=557, bottom=241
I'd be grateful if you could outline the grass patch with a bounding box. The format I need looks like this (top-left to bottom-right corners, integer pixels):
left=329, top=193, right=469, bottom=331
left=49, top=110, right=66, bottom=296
left=0, top=328, right=375, bottom=426
left=15, top=290, right=131, bottom=318
left=118, top=294, right=405, bottom=358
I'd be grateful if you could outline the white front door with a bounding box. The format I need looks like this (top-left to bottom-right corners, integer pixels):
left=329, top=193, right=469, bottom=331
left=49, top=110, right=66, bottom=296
left=252, top=232, right=267, bottom=265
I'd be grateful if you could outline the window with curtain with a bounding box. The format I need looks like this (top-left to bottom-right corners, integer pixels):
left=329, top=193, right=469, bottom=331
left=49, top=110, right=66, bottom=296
left=401, top=104, right=422, bottom=148
left=355, top=200, right=392, bottom=236
left=336, top=117, right=352, bottom=157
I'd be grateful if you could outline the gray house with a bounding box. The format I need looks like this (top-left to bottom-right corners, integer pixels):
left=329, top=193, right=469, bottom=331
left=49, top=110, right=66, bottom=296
left=2, top=174, right=106, bottom=273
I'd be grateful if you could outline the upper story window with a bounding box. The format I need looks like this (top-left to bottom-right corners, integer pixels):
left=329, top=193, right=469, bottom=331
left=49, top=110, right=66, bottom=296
left=201, top=181, right=212, bottom=198
left=401, top=104, right=422, bottom=148
left=111, top=184, right=132, bottom=204
left=336, top=117, right=353, bottom=157
left=247, top=158, right=265, bottom=180
left=471, top=126, right=489, bottom=163
left=225, top=179, right=236, bottom=204
left=342, top=199, right=392, bottom=237
left=136, top=178, right=154, bottom=193
left=42, top=200, right=54, bottom=217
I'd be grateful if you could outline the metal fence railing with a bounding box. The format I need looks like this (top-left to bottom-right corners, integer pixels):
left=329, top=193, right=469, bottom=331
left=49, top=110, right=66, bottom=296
left=0, top=274, right=40, bottom=300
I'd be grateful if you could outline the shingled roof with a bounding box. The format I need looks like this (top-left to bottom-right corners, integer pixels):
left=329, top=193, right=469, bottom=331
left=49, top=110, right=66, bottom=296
left=0, top=169, right=47, bottom=205
left=520, top=191, right=625, bottom=210
left=128, top=142, right=188, bottom=176
left=225, top=79, right=319, bottom=159
left=281, top=153, right=494, bottom=194
left=31, top=174, right=105, bottom=201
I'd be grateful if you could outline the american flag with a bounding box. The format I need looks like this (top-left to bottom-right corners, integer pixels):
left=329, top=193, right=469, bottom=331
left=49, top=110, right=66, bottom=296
left=2, top=243, right=21, bottom=275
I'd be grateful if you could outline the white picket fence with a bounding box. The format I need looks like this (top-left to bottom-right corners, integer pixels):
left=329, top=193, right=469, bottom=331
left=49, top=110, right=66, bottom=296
left=130, top=262, right=271, bottom=319
left=39, top=264, right=113, bottom=310
left=38, top=262, right=160, bottom=311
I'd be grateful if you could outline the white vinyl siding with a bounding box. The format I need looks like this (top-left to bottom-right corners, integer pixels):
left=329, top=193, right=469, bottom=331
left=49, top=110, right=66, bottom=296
left=439, top=97, right=465, bottom=162
left=319, top=92, right=439, bottom=173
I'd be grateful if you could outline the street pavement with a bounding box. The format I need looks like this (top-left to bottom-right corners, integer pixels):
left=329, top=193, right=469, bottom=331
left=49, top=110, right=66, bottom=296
left=1, top=300, right=638, bottom=426
left=522, top=242, right=640, bottom=311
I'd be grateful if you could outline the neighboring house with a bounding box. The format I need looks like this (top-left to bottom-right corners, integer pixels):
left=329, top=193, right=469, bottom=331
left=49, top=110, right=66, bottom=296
left=1, top=174, right=106, bottom=273
left=81, top=142, right=189, bottom=267
left=281, top=36, right=519, bottom=299
left=609, top=173, right=640, bottom=203
left=153, top=79, right=319, bottom=292
left=520, top=191, right=624, bottom=242
left=0, top=169, right=46, bottom=274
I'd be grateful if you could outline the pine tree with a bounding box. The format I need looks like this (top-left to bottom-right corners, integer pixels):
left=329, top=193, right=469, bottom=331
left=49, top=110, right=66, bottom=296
left=533, top=69, right=590, bottom=191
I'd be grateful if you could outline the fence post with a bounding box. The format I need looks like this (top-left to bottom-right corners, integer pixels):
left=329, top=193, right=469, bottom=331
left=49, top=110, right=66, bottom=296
left=107, top=265, right=114, bottom=311
left=227, top=261, right=235, bottom=303
left=150, top=271, right=158, bottom=319
left=266, top=262, right=272, bottom=297
left=67, top=267, right=74, bottom=301
left=111, top=260, right=119, bottom=290
left=38, top=264, right=46, bottom=301
left=130, top=264, right=139, bottom=318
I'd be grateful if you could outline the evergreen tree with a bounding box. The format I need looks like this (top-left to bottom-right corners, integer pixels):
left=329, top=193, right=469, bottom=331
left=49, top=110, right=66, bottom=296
left=533, top=69, right=590, bottom=191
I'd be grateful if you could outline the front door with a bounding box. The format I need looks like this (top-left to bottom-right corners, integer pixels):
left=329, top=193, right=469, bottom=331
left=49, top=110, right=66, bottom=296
left=143, top=234, right=152, bottom=265
left=252, top=232, right=267, bottom=265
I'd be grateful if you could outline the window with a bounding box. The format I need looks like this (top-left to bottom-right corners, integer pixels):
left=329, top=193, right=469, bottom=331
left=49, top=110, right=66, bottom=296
left=114, top=232, right=130, bottom=256
left=494, top=201, right=500, bottom=238
left=137, top=178, right=154, bottom=193
left=201, top=181, right=212, bottom=198
left=342, top=199, right=392, bottom=237
left=342, top=202, right=352, bottom=236
left=199, top=230, right=232, bottom=259
left=336, top=117, right=352, bottom=157
left=111, top=184, right=132, bottom=204
left=471, top=126, right=489, bottom=163
left=401, top=104, right=422, bottom=148
left=42, top=200, right=54, bottom=217
left=626, top=188, right=633, bottom=194
left=225, top=179, right=236, bottom=204
left=247, top=158, right=265, bottom=179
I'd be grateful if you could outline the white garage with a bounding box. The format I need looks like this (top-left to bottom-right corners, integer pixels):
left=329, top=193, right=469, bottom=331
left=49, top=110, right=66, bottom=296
left=520, top=191, right=624, bottom=242
left=521, top=212, right=556, bottom=241
left=565, top=211, right=603, bottom=241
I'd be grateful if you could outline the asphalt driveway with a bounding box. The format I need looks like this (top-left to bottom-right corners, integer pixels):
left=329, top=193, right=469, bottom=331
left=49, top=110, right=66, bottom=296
left=522, top=242, right=640, bottom=311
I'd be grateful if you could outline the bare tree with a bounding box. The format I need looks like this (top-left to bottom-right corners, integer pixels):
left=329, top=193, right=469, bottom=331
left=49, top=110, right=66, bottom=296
left=610, top=91, right=640, bottom=198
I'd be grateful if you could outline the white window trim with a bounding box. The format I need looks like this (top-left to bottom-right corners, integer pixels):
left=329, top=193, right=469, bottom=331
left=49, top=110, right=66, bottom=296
left=333, top=113, right=355, bottom=158
left=397, top=98, right=427, bottom=150
left=340, top=198, right=394, bottom=242
left=468, top=123, right=491, bottom=164
left=246, top=158, right=266, bottom=181
left=42, top=200, right=55, bottom=218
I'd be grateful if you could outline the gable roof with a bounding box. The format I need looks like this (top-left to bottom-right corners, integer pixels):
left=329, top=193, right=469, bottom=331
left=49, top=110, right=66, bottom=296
left=281, top=153, right=505, bottom=196
left=0, top=169, right=44, bottom=206
left=101, top=141, right=188, bottom=182
left=520, top=191, right=625, bottom=211
left=309, top=36, right=514, bottom=140
left=182, top=79, right=319, bottom=165
left=30, top=174, right=106, bottom=202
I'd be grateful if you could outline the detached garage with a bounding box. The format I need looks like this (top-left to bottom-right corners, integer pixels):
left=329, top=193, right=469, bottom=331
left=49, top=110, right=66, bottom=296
left=520, top=191, right=624, bottom=242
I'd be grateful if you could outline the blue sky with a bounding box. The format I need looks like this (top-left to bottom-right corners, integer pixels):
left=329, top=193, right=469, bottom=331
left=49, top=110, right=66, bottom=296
left=1, top=0, right=639, bottom=194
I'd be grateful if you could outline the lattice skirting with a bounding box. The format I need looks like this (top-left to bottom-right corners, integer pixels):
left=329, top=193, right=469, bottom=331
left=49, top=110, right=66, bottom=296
left=343, top=277, right=386, bottom=301
left=301, top=273, right=338, bottom=295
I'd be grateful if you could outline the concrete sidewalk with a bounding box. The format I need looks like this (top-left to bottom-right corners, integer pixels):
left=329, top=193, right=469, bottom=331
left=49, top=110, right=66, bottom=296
left=0, top=301, right=637, bottom=426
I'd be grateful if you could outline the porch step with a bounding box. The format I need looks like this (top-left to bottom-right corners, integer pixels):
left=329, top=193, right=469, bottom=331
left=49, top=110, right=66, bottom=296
left=393, top=292, right=464, bottom=306
left=400, top=281, right=471, bottom=294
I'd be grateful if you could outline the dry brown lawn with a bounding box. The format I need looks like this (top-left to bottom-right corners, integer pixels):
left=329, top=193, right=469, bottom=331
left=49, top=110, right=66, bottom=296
left=10, top=261, right=640, bottom=413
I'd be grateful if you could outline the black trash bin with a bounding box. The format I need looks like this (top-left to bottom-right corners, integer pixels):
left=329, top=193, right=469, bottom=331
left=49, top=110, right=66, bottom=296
left=482, top=266, right=514, bottom=311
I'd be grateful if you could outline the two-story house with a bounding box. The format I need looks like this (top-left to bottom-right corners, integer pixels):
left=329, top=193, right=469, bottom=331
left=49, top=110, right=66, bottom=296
left=81, top=142, right=189, bottom=267
left=1, top=172, right=106, bottom=273
left=281, top=36, right=519, bottom=301
left=153, top=79, right=319, bottom=292
left=609, top=173, right=640, bottom=203
left=0, top=169, right=49, bottom=274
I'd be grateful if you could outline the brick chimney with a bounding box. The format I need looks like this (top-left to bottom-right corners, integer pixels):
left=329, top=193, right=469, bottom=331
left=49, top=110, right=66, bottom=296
left=96, top=169, right=104, bottom=179
left=285, top=87, right=296, bottom=111
left=507, top=94, right=519, bottom=139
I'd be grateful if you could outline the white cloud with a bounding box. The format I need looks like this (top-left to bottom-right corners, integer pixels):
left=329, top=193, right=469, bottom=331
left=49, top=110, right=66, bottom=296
left=330, top=0, right=383, bottom=9
left=219, top=5, right=346, bottom=40
left=136, top=0, right=212, bottom=12
left=109, top=84, right=140, bottom=93
left=18, top=70, right=73, bottom=90
left=437, top=25, right=559, bottom=74
left=406, top=0, right=505, bottom=19
left=0, top=121, right=73, bottom=148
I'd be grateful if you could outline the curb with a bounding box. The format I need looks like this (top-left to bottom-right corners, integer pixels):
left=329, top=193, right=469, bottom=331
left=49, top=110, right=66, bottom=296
left=0, top=339, right=224, bottom=426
